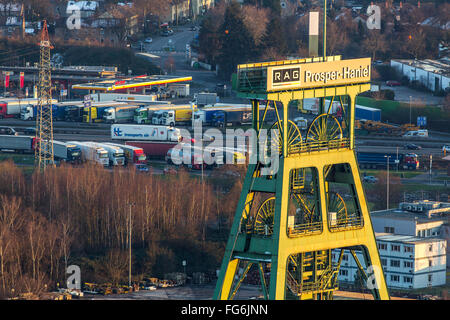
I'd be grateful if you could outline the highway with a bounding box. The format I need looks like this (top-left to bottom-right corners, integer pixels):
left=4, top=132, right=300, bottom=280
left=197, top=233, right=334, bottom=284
left=1, top=119, right=448, bottom=156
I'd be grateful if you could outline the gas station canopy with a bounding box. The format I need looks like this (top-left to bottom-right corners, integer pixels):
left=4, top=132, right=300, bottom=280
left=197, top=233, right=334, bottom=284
left=71, top=75, right=192, bottom=92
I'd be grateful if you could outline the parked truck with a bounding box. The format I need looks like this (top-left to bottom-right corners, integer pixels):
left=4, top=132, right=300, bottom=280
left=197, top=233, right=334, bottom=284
left=355, top=105, right=381, bottom=122
left=67, top=141, right=109, bottom=166
left=134, top=103, right=172, bottom=124
left=193, top=108, right=224, bottom=126
left=88, top=142, right=126, bottom=166
left=65, top=105, right=85, bottom=122
left=212, top=109, right=253, bottom=127
left=126, top=140, right=180, bottom=159
left=104, top=105, right=140, bottom=123
left=157, top=108, right=193, bottom=126
left=0, top=98, right=42, bottom=119
left=111, top=124, right=181, bottom=142
left=103, top=142, right=147, bottom=166
left=20, top=103, right=66, bottom=121
left=83, top=102, right=128, bottom=123
left=356, top=152, right=419, bottom=170
left=0, top=135, right=37, bottom=153
left=193, top=92, right=218, bottom=107
left=52, top=140, right=82, bottom=163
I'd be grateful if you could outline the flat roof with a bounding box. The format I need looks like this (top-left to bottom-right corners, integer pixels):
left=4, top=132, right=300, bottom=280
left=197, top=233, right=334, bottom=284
left=375, top=232, right=444, bottom=244
left=71, top=75, right=192, bottom=92
left=391, top=58, right=450, bottom=77
left=371, top=209, right=447, bottom=224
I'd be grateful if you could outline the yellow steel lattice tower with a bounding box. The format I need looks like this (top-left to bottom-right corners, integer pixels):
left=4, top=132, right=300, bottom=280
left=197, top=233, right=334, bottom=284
left=35, top=20, right=55, bottom=170
left=213, top=56, right=390, bottom=300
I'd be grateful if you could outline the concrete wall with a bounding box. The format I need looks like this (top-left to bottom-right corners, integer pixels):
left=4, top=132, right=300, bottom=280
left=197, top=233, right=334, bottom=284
left=372, top=216, right=416, bottom=236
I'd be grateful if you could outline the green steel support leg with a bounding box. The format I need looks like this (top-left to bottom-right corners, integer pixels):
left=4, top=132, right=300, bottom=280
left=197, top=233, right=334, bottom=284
left=214, top=164, right=257, bottom=299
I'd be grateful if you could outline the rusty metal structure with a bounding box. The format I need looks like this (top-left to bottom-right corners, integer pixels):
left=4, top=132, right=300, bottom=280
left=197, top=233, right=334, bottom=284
left=35, top=20, right=55, bottom=170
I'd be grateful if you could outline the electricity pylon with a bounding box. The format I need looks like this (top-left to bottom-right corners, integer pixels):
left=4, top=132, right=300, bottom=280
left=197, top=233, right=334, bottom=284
left=35, top=20, right=55, bottom=170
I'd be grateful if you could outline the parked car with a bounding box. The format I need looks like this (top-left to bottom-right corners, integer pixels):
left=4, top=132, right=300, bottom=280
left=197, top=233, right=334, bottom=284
left=363, top=176, right=378, bottom=183
left=135, top=163, right=149, bottom=173
left=144, top=37, right=152, bottom=43
left=442, top=145, right=450, bottom=152
left=404, top=143, right=421, bottom=150
left=386, top=80, right=401, bottom=87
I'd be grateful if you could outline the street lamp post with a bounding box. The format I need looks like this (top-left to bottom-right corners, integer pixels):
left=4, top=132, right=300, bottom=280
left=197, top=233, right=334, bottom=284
left=385, top=155, right=391, bottom=210
left=128, top=202, right=135, bottom=288
left=409, top=96, right=412, bottom=125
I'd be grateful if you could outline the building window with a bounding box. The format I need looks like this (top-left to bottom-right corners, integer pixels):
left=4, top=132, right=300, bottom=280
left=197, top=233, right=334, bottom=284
left=404, top=246, right=413, bottom=253
left=428, top=260, right=433, bottom=267
left=342, top=255, right=348, bottom=261
left=391, top=244, right=401, bottom=252
left=428, top=245, right=433, bottom=252
left=404, top=261, right=413, bottom=268
left=378, top=243, right=387, bottom=250
left=339, top=269, right=348, bottom=276
left=390, top=275, right=400, bottom=282
left=403, top=276, right=412, bottom=283
left=384, top=227, right=395, bottom=233
left=390, top=260, right=400, bottom=268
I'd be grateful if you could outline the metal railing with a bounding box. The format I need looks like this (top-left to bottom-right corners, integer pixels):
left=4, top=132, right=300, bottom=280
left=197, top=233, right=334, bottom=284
left=286, top=267, right=338, bottom=296
left=328, top=215, right=364, bottom=232
left=288, top=138, right=350, bottom=156
left=287, top=221, right=323, bottom=237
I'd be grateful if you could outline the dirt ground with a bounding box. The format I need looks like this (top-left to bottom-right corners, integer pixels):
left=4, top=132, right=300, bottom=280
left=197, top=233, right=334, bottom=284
left=84, top=284, right=415, bottom=300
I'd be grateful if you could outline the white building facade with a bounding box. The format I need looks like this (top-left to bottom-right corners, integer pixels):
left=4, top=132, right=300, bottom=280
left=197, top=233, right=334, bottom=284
left=333, top=234, right=447, bottom=289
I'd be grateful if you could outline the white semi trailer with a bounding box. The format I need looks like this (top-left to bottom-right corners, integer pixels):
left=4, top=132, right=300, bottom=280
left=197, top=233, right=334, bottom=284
left=67, top=141, right=109, bottom=166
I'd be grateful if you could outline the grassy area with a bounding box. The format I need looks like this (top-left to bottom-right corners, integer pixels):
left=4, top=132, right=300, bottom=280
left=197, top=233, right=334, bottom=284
left=360, top=170, right=423, bottom=179
left=0, top=153, right=35, bottom=165
left=356, top=96, right=450, bottom=133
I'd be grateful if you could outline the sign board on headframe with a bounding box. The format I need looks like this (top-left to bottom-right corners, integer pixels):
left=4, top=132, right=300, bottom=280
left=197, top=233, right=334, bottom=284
left=266, top=58, right=371, bottom=91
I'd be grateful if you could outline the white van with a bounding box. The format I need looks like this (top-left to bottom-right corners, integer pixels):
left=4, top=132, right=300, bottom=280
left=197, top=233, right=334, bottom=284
left=403, top=129, right=428, bottom=138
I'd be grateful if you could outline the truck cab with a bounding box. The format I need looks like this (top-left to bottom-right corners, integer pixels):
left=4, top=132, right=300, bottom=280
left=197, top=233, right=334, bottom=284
left=211, top=111, right=224, bottom=127
left=95, top=143, right=126, bottom=166
left=20, top=105, right=35, bottom=120
left=103, top=107, right=116, bottom=123
left=152, top=110, right=165, bottom=125
left=192, top=110, right=205, bottom=125
left=134, top=106, right=152, bottom=124
left=66, top=145, right=82, bottom=163
left=403, top=153, right=419, bottom=170
left=68, top=141, right=109, bottom=166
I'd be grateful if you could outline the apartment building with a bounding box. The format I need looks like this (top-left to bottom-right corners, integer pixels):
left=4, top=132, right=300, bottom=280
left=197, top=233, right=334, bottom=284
left=333, top=233, right=447, bottom=289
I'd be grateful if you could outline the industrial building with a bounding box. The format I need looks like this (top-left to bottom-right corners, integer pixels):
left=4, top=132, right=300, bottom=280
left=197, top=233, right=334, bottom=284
left=371, top=200, right=450, bottom=267
left=333, top=234, right=447, bottom=289
left=390, top=57, right=450, bottom=93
